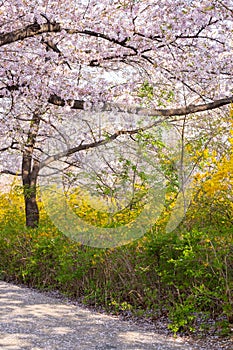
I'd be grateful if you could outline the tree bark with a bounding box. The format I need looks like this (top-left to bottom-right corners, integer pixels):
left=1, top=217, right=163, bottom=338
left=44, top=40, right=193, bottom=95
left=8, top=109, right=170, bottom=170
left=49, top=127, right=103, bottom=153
left=24, top=193, right=39, bottom=228
left=22, top=113, right=41, bottom=228
left=22, top=156, right=40, bottom=228
left=0, top=22, right=60, bottom=47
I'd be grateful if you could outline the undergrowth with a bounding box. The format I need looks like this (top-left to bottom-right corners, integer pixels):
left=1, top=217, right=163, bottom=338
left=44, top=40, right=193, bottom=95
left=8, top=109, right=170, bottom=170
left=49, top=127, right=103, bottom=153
left=0, top=183, right=232, bottom=337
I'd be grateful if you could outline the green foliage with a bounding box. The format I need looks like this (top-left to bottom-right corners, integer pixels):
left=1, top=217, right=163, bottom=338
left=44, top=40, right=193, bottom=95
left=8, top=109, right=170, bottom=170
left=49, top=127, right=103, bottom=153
left=138, top=80, right=154, bottom=100
left=167, top=301, right=196, bottom=334
left=145, top=226, right=233, bottom=334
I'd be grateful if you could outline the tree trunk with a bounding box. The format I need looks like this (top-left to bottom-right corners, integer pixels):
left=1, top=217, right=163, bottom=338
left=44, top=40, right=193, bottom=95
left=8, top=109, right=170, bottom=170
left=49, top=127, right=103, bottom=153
left=22, top=157, right=40, bottom=228
left=22, top=113, right=41, bottom=228
left=24, top=189, right=39, bottom=228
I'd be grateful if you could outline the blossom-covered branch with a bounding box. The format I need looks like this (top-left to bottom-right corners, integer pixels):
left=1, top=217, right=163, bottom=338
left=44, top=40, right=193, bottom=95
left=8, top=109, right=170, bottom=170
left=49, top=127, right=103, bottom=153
left=0, top=21, right=61, bottom=47
left=48, top=94, right=233, bottom=117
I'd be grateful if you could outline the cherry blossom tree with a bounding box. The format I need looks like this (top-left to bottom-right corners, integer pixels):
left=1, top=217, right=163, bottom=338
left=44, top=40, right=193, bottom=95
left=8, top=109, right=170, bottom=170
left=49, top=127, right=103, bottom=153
left=0, top=0, right=232, bottom=227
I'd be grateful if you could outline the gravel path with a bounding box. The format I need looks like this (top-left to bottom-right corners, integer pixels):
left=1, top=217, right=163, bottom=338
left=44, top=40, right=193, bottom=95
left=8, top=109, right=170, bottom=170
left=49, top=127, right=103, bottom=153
left=0, top=281, right=232, bottom=350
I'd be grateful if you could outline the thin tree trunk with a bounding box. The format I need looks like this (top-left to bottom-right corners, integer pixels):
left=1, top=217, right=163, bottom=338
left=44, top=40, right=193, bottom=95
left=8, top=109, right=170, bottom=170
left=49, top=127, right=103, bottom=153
left=22, top=113, right=41, bottom=228
left=22, top=157, right=40, bottom=228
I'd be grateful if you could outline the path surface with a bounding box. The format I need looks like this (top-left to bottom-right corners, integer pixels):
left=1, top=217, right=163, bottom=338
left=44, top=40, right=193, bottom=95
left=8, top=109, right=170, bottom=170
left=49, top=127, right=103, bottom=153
left=0, top=281, right=230, bottom=350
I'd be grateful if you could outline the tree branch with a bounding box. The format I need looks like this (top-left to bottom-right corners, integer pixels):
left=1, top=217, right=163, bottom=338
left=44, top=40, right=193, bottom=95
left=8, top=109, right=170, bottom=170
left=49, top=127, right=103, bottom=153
left=2, top=84, right=232, bottom=118
left=65, top=28, right=137, bottom=53
left=0, top=141, right=19, bottom=152
left=48, top=94, right=233, bottom=117
left=216, top=0, right=233, bottom=14
left=0, top=170, right=21, bottom=176
left=0, top=21, right=61, bottom=47
left=0, top=20, right=135, bottom=53
left=38, top=114, right=190, bottom=170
